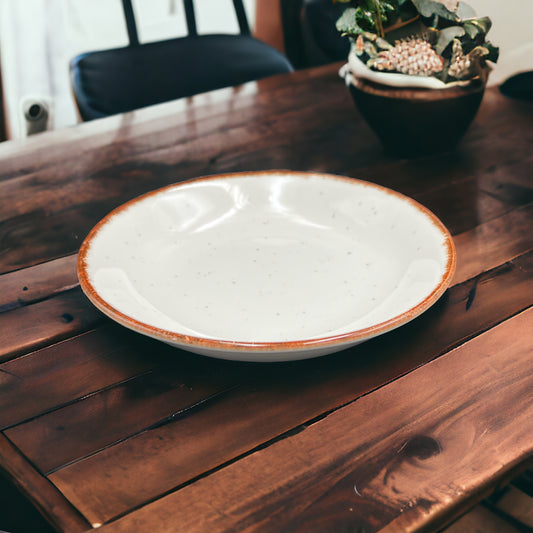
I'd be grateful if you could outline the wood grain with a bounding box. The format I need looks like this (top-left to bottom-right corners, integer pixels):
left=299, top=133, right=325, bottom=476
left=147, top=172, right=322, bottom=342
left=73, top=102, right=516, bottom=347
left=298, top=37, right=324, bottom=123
left=96, top=308, right=533, bottom=533
left=0, top=64, right=532, bottom=532
left=1, top=196, right=531, bottom=364
left=4, top=213, right=529, bottom=524
left=452, top=203, right=533, bottom=285
left=41, top=251, right=533, bottom=525
left=0, top=434, right=90, bottom=532
left=1, top=68, right=532, bottom=274
left=0, top=288, right=104, bottom=362
left=444, top=504, right=523, bottom=533
left=6, top=363, right=239, bottom=474
left=0, top=67, right=359, bottom=272
left=0, top=254, right=78, bottom=312
left=0, top=325, right=155, bottom=430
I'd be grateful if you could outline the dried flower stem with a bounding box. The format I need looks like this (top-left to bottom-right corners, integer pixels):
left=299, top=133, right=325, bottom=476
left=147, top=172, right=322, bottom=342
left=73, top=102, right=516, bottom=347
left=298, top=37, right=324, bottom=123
left=373, top=0, right=385, bottom=38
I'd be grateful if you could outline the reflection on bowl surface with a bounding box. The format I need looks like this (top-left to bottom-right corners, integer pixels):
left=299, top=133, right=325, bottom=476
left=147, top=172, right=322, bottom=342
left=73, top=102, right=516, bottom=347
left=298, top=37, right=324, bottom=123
left=78, top=171, right=456, bottom=361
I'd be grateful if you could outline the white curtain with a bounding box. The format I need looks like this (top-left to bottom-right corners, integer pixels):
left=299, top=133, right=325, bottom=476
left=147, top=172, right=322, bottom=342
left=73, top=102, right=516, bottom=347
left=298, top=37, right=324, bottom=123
left=0, top=0, right=127, bottom=136
left=0, top=0, right=72, bottom=137
left=0, top=0, right=256, bottom=138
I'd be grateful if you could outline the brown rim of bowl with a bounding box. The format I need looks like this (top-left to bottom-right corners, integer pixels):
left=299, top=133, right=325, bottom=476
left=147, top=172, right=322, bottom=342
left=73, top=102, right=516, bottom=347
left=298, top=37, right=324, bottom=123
left=77, top=170, right=457, bottom=354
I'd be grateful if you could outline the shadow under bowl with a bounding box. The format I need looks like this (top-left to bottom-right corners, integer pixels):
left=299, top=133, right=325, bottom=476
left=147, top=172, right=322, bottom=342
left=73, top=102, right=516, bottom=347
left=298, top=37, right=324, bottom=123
left=348, top=77, right=485, bottom=157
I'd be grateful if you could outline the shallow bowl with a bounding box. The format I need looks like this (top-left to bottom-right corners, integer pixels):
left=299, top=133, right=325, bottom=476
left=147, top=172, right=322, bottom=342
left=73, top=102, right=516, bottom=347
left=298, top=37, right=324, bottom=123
left=78, top=171, right=456, bottom=362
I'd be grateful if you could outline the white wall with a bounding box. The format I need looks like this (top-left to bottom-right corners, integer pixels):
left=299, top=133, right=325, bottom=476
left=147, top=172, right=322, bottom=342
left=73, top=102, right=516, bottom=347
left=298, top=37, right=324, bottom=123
left=467, top=0, right=533, bottom=85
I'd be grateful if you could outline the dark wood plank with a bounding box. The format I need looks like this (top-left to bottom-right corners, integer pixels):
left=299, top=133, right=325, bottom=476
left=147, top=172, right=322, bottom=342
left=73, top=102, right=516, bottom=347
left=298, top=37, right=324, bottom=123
left=0, top=254, right=78, bottom=312
left=491, top=486, right=533, bottom=529
left=0, top=63, right=531, bottom=533
left=44, top=252, right=533, bottom=525
left=1, top=194, right=531, bottom=365
left=453, top=203, right=533, bottom=285
left=0, top=288, right=104, bottom=362
left=5, top=361, right=239, bottom=474
left=0, top=471, right=56, bottom=533
left=0, top=67, right=361, bottom=272
left=0, top=64, right=342, bottom=181
left=442, top=504, right=522, bottom=533
left=512, top=467, right=533, bottom=498
left=1, top=68, right=532, bottom=274
left=0, top=325, right=156, bottom=430
left=0, top=434, right=90, bottom=532
left=96, top=307, right=533, bottom=533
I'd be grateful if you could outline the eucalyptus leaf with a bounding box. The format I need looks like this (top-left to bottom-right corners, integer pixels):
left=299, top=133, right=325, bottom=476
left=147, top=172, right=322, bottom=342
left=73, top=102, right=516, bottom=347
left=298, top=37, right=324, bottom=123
left=462, top=17, right=492, bottom=39
left=436, top=26, right=465, bottom=55
left=411, top=0, right=460, bottom=21
left=336, top=8, right=362, bottom=35
left=484, top=41, right=500, bottom=63
left=456, top=1, right=476, bottom=19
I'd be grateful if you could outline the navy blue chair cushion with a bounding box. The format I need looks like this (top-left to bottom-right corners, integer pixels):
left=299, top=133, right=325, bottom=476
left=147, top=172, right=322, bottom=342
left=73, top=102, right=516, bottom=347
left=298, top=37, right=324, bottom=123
left=71, top=34, right=293, bottom=121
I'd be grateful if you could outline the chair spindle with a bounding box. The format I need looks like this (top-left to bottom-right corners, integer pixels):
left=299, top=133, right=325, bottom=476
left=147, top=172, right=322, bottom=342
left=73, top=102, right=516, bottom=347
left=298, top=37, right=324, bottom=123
left=183, top=0, right=198, bottom=36
left=232, top=0, right=251, bottom=35
left=121, top=0, right=140, bottom=46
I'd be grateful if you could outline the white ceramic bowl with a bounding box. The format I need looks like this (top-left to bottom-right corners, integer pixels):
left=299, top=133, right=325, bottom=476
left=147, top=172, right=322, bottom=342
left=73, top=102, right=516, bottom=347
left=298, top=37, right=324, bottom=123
left=78, top=171, right=456, bottom=361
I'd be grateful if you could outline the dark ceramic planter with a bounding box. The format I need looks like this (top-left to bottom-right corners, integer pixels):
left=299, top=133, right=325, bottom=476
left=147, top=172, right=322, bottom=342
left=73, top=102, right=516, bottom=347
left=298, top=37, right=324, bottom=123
left=349, top=77, right=485, bottom=157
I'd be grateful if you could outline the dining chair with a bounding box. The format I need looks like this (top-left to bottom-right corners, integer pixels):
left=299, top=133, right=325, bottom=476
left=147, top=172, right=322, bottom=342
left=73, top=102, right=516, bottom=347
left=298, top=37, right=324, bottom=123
left=500, top=71, right=533, bottom=101
left=70, top=0, right=294, bottom=121
left=302, top=0, right=350, bottom=65
left=279, top=0, right=350, bottom=69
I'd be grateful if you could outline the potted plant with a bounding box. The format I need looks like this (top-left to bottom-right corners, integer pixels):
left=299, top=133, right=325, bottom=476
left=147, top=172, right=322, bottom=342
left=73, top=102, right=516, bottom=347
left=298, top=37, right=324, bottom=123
left=336, top=0, right=499, bottom=155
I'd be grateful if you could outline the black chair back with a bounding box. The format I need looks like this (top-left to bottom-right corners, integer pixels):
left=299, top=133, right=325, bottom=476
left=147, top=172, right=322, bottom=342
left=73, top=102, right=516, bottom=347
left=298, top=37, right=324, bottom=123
left=71, top=0, right=293, bottom=120
left=121, top=0, right=250, bottom=44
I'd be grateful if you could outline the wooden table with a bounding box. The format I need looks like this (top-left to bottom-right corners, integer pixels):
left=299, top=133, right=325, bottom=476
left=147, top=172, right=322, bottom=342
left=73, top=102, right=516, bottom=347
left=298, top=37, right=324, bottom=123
left=1, top=63, right=532, bottom=533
